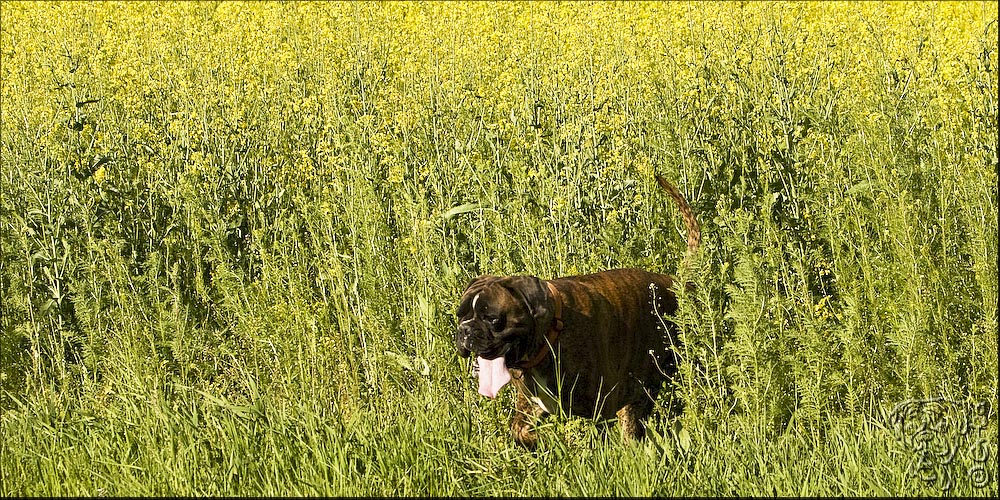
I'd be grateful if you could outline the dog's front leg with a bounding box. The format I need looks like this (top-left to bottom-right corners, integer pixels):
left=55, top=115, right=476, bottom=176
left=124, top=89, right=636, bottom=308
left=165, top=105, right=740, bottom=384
left=511, top=388, right=548, bottom=449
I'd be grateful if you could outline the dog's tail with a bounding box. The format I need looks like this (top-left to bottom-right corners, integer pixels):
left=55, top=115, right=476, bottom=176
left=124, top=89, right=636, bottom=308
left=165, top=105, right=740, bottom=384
left=655, top=174, right=701, bottom=258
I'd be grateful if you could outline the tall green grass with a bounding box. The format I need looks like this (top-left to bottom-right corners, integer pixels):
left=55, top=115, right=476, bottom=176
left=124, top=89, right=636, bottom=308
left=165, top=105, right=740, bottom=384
left=1, top=1, right=997, bottom=496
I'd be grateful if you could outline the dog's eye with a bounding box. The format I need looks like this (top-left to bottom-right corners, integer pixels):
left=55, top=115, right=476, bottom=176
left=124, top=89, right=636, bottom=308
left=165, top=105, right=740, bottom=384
left=489, top=316, right=505, bottom=330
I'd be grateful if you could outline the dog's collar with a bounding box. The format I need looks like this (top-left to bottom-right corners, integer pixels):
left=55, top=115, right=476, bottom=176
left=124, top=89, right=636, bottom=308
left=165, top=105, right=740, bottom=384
left=518, top=281, right=563, bottom=370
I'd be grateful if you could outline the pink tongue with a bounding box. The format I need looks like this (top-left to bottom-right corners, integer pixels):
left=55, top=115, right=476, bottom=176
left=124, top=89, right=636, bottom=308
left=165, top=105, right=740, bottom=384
left=477, top=356, right=511, bottom=398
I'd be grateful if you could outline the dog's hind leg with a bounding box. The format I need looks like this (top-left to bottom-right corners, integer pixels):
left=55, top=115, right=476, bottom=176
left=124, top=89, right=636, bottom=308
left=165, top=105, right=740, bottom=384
left=616, top=398, right=656, bottom=441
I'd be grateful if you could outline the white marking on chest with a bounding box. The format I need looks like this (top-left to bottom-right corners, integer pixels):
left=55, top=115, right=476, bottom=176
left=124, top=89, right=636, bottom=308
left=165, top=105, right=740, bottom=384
left=528, top=372, right=560, bottom=414
left=531, top=394, right=559, bottom=414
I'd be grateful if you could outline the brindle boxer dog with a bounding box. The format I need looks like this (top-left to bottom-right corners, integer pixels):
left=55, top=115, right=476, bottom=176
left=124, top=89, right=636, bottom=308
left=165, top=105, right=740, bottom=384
left=455, top=175, right=701, bottom=448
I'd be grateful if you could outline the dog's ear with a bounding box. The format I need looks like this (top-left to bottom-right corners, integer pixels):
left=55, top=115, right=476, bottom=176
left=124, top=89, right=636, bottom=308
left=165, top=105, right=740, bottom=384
left=498, top=276, right=553, bottom=334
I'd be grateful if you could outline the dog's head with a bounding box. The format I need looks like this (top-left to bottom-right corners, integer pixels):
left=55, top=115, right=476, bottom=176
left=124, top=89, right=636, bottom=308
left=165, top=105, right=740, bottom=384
left=455, top=274, right=553, bottom=368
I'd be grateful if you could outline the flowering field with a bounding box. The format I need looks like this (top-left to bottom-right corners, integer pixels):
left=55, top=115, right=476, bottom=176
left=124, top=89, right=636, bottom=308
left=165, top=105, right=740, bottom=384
left=1, top=1, right=997, bottom=496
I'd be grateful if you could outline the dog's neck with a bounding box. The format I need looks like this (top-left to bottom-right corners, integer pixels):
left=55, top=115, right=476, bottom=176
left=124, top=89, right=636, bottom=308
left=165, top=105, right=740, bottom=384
left=517, top=281, right=563, bottom=370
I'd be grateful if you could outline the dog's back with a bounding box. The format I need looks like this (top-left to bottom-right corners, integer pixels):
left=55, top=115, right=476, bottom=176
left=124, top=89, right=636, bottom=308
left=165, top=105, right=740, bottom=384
left=543, top=268, right=678, bottom=419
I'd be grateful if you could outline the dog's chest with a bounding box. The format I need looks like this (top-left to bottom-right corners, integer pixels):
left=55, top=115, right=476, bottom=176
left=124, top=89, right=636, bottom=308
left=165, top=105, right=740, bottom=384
left=525, top=371, right=560, bottom=414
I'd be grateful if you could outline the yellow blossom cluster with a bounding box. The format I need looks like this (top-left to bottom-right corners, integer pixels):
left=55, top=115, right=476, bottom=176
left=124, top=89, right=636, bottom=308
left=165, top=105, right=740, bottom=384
left=1, top=1, right=994, bottom=201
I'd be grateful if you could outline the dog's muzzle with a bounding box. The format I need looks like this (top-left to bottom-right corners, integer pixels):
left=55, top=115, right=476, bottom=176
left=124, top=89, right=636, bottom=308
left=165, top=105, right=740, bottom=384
left=455, top=323, right=474, bottom=358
